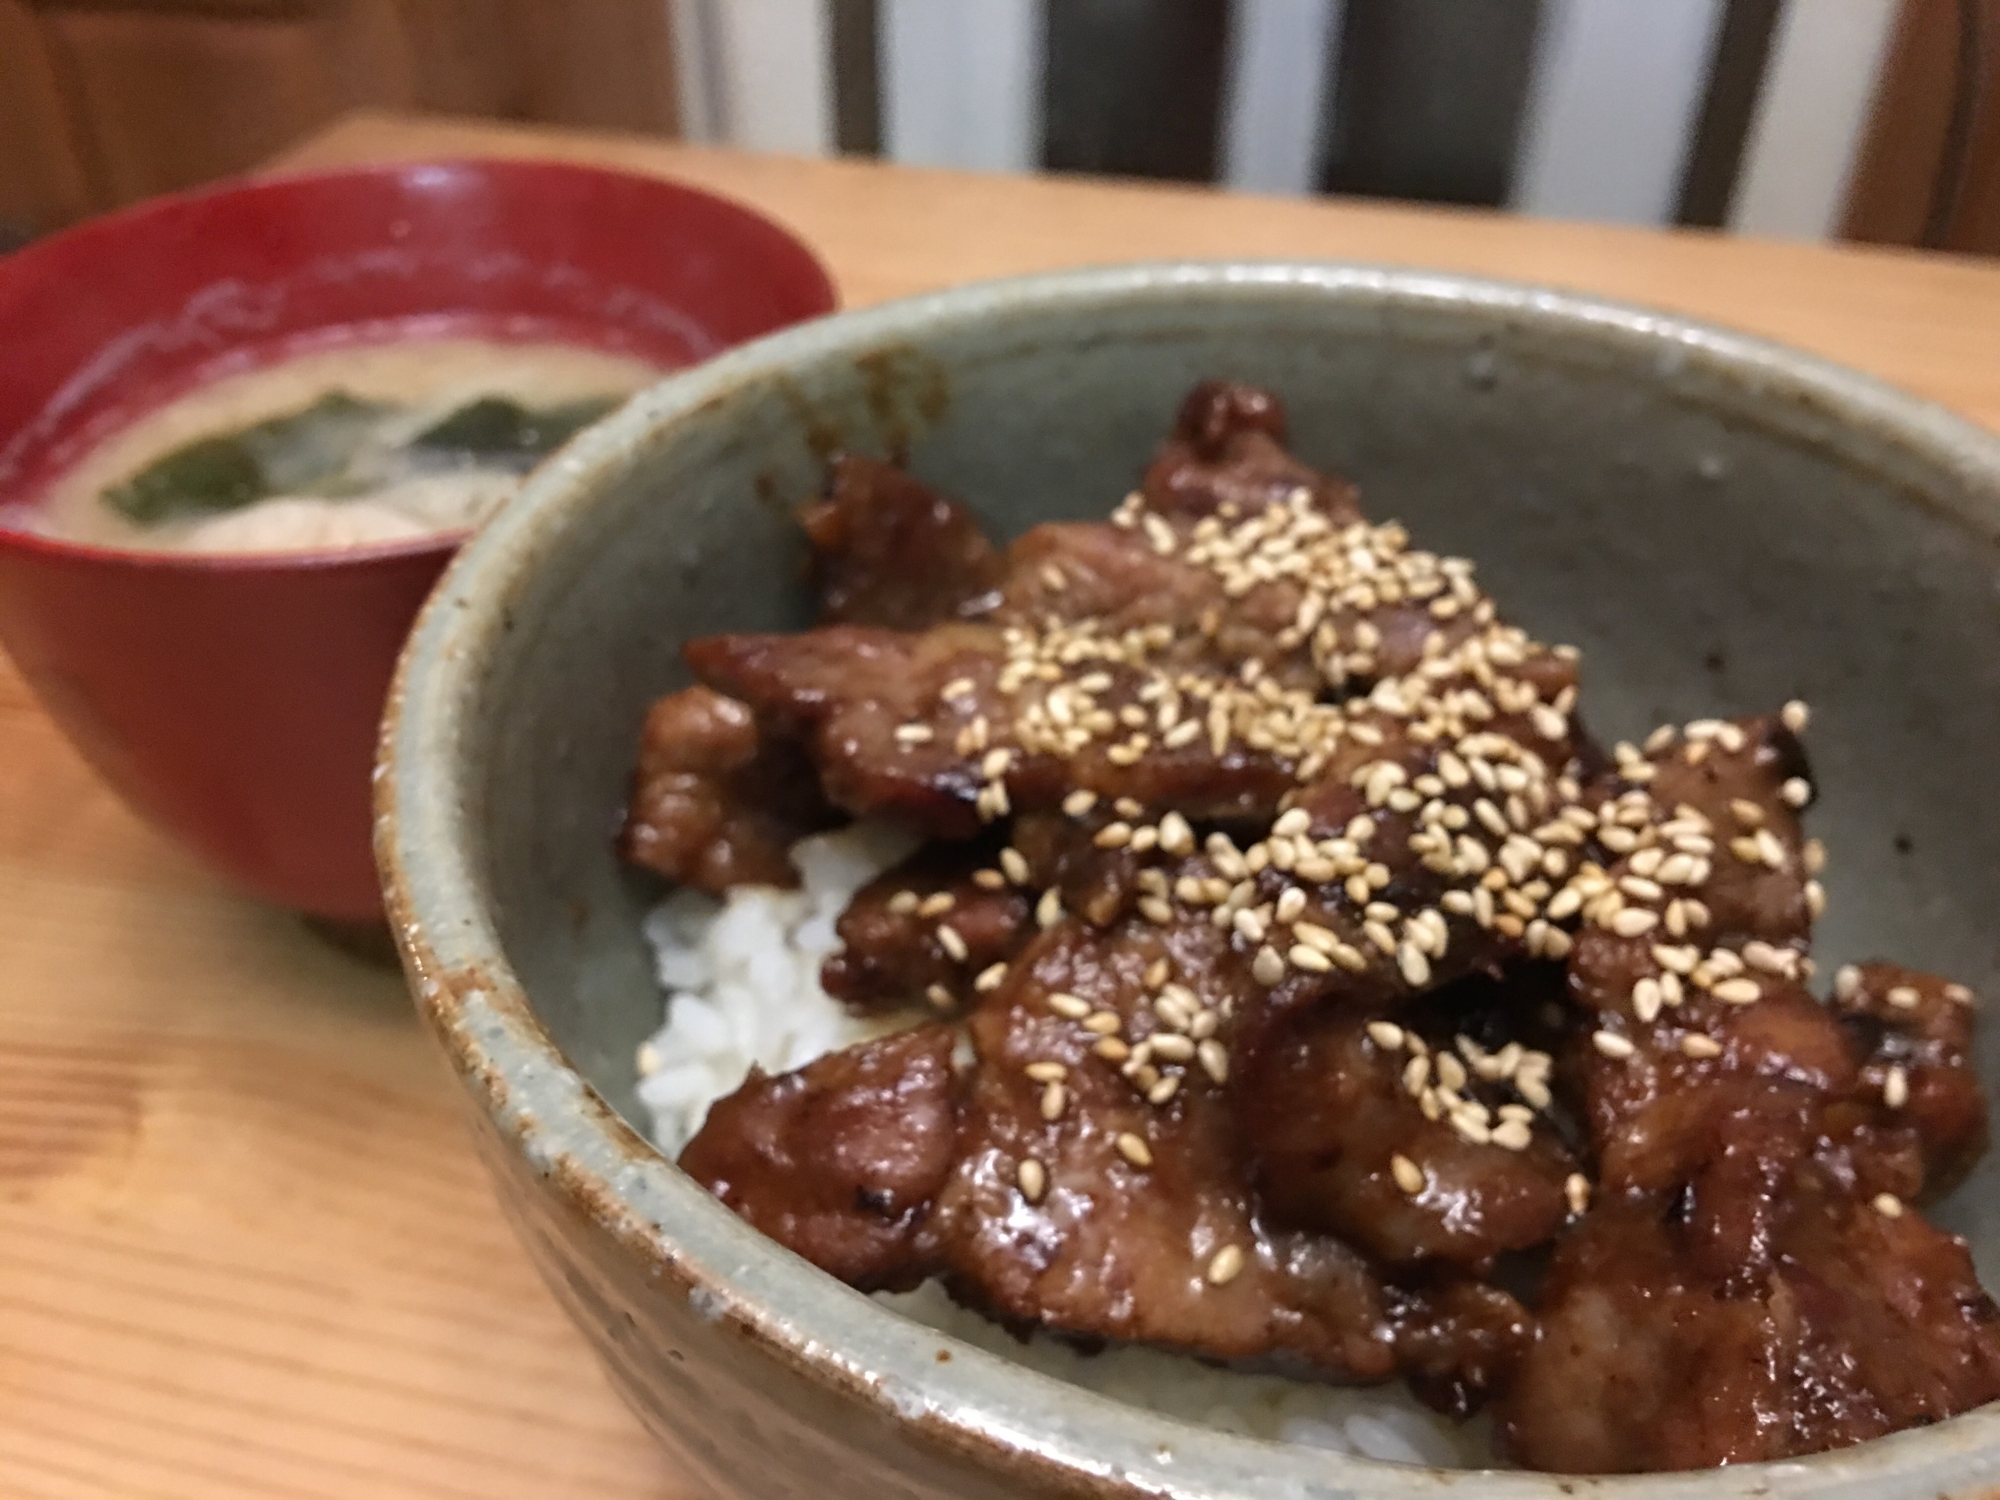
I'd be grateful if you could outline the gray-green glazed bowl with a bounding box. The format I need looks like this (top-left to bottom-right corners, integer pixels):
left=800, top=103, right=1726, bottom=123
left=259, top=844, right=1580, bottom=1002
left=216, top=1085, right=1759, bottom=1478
left=378, top=263, right=2000, bottom=1498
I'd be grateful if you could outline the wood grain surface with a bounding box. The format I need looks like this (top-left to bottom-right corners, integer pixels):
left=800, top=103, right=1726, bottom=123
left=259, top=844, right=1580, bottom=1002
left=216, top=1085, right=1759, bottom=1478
left=6, top=111, right=2000, bottom=1499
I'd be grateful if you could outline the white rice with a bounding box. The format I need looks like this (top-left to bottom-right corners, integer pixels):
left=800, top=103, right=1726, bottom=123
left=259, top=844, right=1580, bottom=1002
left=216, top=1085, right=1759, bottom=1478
left=635, top=823, right=1488, bottom=1467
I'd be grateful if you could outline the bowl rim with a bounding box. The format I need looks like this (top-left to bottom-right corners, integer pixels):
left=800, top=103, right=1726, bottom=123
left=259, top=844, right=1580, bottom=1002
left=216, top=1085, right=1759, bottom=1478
left=378, top=260, right=2000, bottom=1498
left=0, top=155, right=837, bottom=574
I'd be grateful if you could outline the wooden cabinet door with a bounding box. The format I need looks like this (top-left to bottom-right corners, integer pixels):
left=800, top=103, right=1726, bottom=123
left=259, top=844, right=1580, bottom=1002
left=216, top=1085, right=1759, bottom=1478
left=0, top=0, right=679, bottom=238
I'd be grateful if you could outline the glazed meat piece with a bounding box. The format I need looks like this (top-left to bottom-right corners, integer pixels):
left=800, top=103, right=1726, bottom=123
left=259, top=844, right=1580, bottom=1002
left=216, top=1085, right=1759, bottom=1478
left=1505, top=712, right=2000, bottom=1470
left=1141, top=380, right=1362, bottom=523
left=1636, top=713, right=1815, bottom=949
left=931, top=914, right=1403, bottom=1379
left=801, top=454, right=1003, bottom=628
left=1392, top=1277, right=1535, bottom=1419
left=686, top=622, right=1006, bottom=836
left=679, top=1025, right=959, bottom=1291
left=1219, top=681, right=1588, bottom=1076
left=688, top=383, right=1584, bottom=839
left=687, top=618, right=1311, bottom=835
left=821, top=842, right=1032, bottom=1015
left=1833, top=960, right=1986, bottom=1194
left=620, top=685, right=832, bottom=891
left=1558, top=714, right=1827, bottom=1200
left=687, top=896, right=1536, bottom=1403
left=1502, top=1191, right=2000, bottom=1472
left=649, top=383, right=1998, bottom=1474
left=1240, top=982, right=1578, bottom=1271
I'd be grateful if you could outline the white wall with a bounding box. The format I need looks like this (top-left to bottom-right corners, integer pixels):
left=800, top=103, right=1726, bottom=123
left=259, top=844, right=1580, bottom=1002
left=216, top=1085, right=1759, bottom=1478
left=880, top=0, right=1043, bottom=172
left=1511, top=0, right=1725, bottom=226
left=1220, top=0, right=1342, bottom=195
left=670, top=0, right=833, bottom=156
left=1729, top=0, right=1902, bottom=239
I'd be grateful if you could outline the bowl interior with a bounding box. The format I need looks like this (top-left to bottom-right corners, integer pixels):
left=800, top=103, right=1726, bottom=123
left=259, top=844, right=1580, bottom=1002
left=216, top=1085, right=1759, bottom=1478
left=393, top=266, right=2000, bottom=1494
left=0, top=157, right=836, bottom=527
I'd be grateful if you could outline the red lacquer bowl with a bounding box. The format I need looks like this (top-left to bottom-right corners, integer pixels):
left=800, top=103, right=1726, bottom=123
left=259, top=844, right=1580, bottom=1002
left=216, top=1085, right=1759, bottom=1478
left=0, top=159, right=836, bottom=920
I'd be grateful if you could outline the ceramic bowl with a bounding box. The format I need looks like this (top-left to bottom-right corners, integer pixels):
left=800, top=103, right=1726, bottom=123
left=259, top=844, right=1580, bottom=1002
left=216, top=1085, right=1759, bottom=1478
left=0, top=158, right=835, bottom=920
left=378, top=263, right=2000, bottom=1497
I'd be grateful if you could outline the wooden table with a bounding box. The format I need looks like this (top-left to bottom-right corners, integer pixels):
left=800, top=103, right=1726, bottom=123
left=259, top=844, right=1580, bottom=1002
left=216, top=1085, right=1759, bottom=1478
left=7, top=111, right=2000, bottom=1500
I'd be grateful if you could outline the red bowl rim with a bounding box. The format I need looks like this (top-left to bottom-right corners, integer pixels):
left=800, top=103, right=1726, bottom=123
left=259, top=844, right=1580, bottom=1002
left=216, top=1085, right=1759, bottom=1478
left=0, top=156, right=837, bottom=576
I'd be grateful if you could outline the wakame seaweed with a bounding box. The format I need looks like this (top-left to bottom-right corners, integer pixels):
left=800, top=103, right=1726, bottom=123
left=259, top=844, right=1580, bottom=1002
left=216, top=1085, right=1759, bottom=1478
left=102, top=391, right=622, bottom=526
left=102, top=392, right=390, bottom=525
left=409, top=396, right=621, bottom=464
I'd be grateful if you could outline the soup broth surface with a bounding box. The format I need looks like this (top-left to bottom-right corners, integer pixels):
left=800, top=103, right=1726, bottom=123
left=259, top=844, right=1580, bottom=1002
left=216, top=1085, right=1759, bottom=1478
left=33, top=337, right=659, bottom=554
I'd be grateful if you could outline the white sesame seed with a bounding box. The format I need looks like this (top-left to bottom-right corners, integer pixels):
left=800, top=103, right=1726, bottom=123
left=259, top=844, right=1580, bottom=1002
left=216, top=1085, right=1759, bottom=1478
left=1565, top=1174, right=1591, bottom=1215
left=1116, top=1132, right=1154, bottom=1168
left=936, top=925, right=969, bottom=962
left=1252, top=946, right=1286, bottom=986
left=1398, top=943, right=1433, bottom=987
left=1680, top=1033, right=1722, bottom=1059
left=1040, top=1081, right=1068, bottom=1120
left=1781, top=700, right=1810, bottom=734
left=1047, top=992, right=1091, bottom=1019
left=1082, top=1010, right=1123, bottom=1035
left=1403, top=1055, right=1430, bottom=1095
left=1545, top=886, right=1584, bottom=921
left=1712, top=977, right=1761, bottom=1005
left=1391, top=1154, right=1426, bottom=1194
left=1366, top=1021, right=1406, bottom=1050
left=1610, top=908, right=1660, bottom=938
left=1148, top=1033, right=1195, bottom=1062
left=1289, top=944, right=1332, bottom=973
left=1632, top=978, right=1663, bottom=1023
left=1888, top=985, right=1921, bottom=1011
left=1206, top=1245, right=1245, bottom=1285
left=1440, top=1048, right=1472, bottom=1096
left=1592, top=1029, right=1636, bottom=1059
left=1198, top=1039, right=1229, bottom=1084
left=1017, top=1157, right=1047, bottom=1202
left=1273, top=807, right=1312, bottom=838
left=1450, top=1110, right=1492, bottom=1145
left=1652, top=943, right=1697, bottom=974
left=1490, top=1119, right=1532, bottom=1151
left=1884, top=1066, right=1909, bottom=1109
left=1874, top=1192, right=1903, bottom=1219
